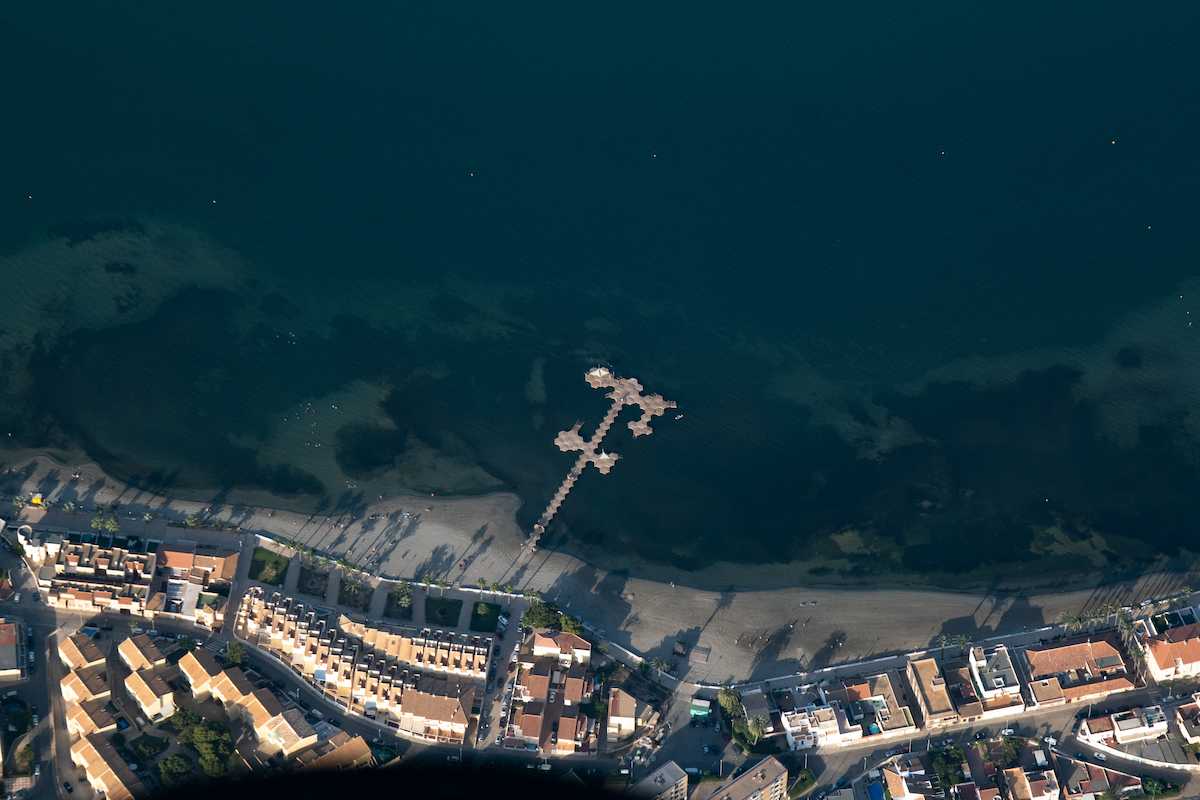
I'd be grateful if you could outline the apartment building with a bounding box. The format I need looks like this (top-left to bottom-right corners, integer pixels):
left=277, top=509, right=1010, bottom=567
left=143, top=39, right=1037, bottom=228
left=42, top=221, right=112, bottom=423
left=780, top=701, right=863, bottom=750
left=59, top=633, right=106, bottom=671
left=608, top=687, right=642, bottom=741
left=1078, top=705, right=1167, bottom=745
left=62, top=664, right=111, bottom=704
left=906, top=657, right=959, bottom=728
left=966, top=645, right=1026, bottom=717
left=338, top=615, right=490, bottom=678
left=45, top=584, right=154, bottom=617
left=177, top=649, right=318, bottom=757
left=66, top=698, right=118, bottom=739
left=696, top=755, right=786, bottom=800
left=294, top=731, right=376, bottom=771
left=1023, top=636, right=1133, bottom=706
left=125, top=668, right=176, bottom=722
left=1003, top=767, right=1059, bottom=800
left=507, top=628, right=596, bottom=754
left=235, top=588, right=478, bottom=745
left=257, top=706, right=319, bottom=757
left=51, top=540, right=155, bottom=584
left=531, top=631, right=592, bottom=665
left=156, top=541, right=239, bottom=584
left=629, top=760, right=688, bottom=800
left=118, top=634, right=166, bottom=672
left=827, top=671, right=918, bottom=741
left=1053, top=752, right=1143, bottom=800
left=740, top=687, right=775, bottom=735
left=1175, top=693, right=1200, bottom=744
left=0, top=621, right=20, bottom=679
left=35, top=535, right=157, bottom=617
left=151, top=541, right=237, bottom=628
left=1138, top=622, right=1200, bottom=682
left=883, top=766, right=935, bottom=800
left=71, top=733, right=145, bottom=800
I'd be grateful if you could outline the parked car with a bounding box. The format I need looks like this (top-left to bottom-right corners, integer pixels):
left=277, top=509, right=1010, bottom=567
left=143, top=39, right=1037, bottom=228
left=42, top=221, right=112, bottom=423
left=62, top=783, right=73, bottom=794
left=999, top=728, right=1015, bottom=736
left=975, top=731, right=989, bottom=741
left=1095, top=753, right=1107, bottom=762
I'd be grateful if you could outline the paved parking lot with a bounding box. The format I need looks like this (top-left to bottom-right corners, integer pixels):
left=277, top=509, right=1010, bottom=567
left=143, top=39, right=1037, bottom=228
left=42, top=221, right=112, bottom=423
left=1122, top=736, right=1194, bottom=766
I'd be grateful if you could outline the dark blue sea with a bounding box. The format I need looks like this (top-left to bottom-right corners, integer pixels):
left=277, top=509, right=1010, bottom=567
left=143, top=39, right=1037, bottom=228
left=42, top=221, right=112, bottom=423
left=3, top=3, right=1200, bottom=585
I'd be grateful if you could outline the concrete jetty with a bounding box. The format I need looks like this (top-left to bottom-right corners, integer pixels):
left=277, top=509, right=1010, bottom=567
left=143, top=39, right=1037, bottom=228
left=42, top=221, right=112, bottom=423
left=529, top=367, right=675, bottom=549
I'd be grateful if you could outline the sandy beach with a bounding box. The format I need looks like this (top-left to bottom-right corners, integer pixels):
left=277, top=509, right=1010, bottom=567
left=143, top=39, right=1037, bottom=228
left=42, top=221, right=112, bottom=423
left=3, top=447, right=1195, bottom=684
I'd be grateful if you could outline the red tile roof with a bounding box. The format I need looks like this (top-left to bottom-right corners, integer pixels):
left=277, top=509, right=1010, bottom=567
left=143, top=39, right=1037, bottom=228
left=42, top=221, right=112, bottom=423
left=1147, top=623, right=1200, bottom=670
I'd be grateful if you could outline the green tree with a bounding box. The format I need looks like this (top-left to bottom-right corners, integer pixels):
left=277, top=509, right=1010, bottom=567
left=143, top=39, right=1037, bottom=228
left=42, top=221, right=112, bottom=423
left=131, top=735, right=168, bottom=760
left=788, top=769, right=816, bottom=799
left=560, top=614, right=584, bottom=635
left=522, top=600, right=565, bottom=629
left=1144, top=779, right=1165, bottom=798
left=716, top=688, right=743, bottom=718
left=90, top=512, right=120, bottom=534
left=395, top=582, right=413, bottom=608
left=159, top=753, right=193, bottom=786
left=190, top=723, right=233, bottom=777
left=746, top=715, right=766, bottom=744
left=14, top=745, right=34, bottom=774
left=226, top=640, right=245, bottom=665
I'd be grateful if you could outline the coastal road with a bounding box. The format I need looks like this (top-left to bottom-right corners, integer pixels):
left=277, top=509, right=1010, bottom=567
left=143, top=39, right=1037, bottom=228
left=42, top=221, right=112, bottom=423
left=16, top=452, right=1193, bottom=688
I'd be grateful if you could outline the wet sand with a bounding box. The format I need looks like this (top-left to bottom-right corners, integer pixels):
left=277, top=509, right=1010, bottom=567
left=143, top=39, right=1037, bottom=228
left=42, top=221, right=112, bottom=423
left=3, top=448, right=1194, bottom=683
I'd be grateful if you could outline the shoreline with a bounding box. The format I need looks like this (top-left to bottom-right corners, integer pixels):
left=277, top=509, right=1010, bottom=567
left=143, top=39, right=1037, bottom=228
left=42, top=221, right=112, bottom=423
left=7, top=443, right=1164, bottom=598
left=3, top=446, right=1194, bottom=682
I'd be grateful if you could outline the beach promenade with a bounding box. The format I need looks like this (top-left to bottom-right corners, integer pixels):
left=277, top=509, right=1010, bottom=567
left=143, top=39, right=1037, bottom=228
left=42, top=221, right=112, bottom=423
left=3, top=449, right=1195, bottom=684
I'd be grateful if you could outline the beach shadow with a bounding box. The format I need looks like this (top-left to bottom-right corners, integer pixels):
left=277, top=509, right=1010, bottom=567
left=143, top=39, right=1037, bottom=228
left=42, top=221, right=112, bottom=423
left=749, top=620, right=804, bottom=681
left=641, top=625, right=704, bottom=680
left=994, top=594, right=1045, bottom=633
left=80, top=477, right=109, bottom=508
left=35, top=468, right=62, bottom=500
left=807, top=630, right=848, bottom=670
left=453, top=535, right=493, bottom=582
left=414, top=543, right=456, bottom=581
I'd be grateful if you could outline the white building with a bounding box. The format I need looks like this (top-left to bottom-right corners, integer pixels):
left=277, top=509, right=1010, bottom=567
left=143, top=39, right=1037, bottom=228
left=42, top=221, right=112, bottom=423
left=780, top=703, right=863, bottom=750
left=1140, top=622, right=1200, bottom=682
left=1077, top=705, right=1167, bottom=745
